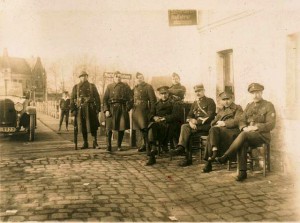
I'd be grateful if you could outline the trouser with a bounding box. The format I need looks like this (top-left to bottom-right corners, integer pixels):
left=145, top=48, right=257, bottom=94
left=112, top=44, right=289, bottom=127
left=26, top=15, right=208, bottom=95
left=204, top=126, right=239, bottom=160
left=106, top=130, right=125, bottom=147
left=178, top=123, right=208, bottom=152
left=59, top=110, right=69, bottom=128
left=224, top=131, right=266, bottom=171
left=81, top=113, right=96, bottom=143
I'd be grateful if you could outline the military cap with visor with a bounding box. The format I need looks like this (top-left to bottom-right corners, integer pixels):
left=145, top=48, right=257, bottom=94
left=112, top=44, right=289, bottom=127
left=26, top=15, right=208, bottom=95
left=219, top=91, right=233, bottom=100
left=194, top=84, right=204, bottom=91
left=248, top=83, right=264, bottom=93
left=136, top=72, right=143, bottom=78
left=79, top=70, right=88, bottom=78
left=157, top=86, right=169, bottom=93
left=172, top=72, right=180, bottom=79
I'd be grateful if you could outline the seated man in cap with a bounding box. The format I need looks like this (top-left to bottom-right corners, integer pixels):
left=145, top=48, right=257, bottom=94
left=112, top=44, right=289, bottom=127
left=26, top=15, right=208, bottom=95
left=202, top=91, right=243, bottom=173
left=132, top=72, right=157, bottom=153
left=103, top=71, right=133, bottom=152
left=59, top=91, right=71, bottom=131
left=171, top=84, right=216, bottom=166
left=70, top=71, right=101, bottom=149
left=216, top=83, right=276, bottom=181
left=146, top=86, right=181, bottom=166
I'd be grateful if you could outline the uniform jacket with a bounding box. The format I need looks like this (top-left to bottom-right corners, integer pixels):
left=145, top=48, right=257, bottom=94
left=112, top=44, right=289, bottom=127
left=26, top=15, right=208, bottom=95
left=169, top=83, right=186, bottom=100
left=150, top=98, right=181, bottom=123
left=103, top=82, right=133, bottom=112
left=239, top=99, right=276, bottom=143
left=59, top=97, right=70, bottom=111
left=211, top=103, right=243, bottom=128
left=103, top=81, right=133, bottom=130
left=70, top=80, right=101, bottom=133
left=132, top=82, right=157, bottom=130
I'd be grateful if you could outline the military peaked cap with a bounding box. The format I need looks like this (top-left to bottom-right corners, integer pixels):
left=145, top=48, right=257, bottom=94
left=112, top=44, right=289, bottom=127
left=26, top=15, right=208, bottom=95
left=157, top=86, right=169, bottom=93
left=194, top=84, right=204, bottom=91
left=248, top=83, right=264, bottom=93
left=136, top=72, right=143, bottom=78
left=79, top=70, right=88, bottom=78
left=172, top=72, right=180, bottom=79
left=219, top=91, right=233, bottom=99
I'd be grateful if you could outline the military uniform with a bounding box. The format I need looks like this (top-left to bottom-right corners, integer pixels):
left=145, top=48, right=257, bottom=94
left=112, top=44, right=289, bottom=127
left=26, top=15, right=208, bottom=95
left=103, top=77, right=133, bottom=150
left=169, top=83, right=186, bottom=101
left=146, top=86, right=181, bottom=165
left=132, top=76, right=157, bottom=152
left=59, top=92, right=71, bottom=131
left=173, top=84, right=216, bottom=166
left=70, top=72, right=101, bottom=149
left=216, top=83, right=276, bottom=181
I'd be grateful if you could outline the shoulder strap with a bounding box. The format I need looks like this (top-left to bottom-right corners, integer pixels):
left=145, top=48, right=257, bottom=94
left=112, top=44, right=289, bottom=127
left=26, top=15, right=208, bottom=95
left=196, top=100, right=208, bottom=116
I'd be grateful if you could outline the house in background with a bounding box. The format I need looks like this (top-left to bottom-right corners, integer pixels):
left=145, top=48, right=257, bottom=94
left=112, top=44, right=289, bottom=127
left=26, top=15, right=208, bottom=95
left=0, top=48, right=47, bottom=101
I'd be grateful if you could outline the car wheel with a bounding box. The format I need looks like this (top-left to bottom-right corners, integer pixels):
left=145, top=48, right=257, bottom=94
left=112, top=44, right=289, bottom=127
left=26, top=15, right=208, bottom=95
left=29, top=114, right=35, bottom=141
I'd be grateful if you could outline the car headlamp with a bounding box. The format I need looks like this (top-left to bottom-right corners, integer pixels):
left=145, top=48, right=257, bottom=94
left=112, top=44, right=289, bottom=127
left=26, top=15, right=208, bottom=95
left=14, top=102, right=23, bottom=112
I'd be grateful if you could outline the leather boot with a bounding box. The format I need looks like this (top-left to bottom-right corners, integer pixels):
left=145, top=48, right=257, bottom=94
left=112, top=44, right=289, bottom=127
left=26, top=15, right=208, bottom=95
left=171, top=145, right=185, bottom=156
left=145, top=154, right=156, bottom=166
left=179, top=153, right=192, bottom=167
left=106, top=131, right=112, bottom=152
left=81, top=141, right=89, bottom=149
left=93, top=132, right=99, bottom=149
left=235, top=170, right=247, bottom=182
left=117, top=131, right=124, bottom=151
left=138, top=144, right=146, bottom=152
left=215, top=154, right=229, bottom=164
left=202, top=161, right=212, bottom=173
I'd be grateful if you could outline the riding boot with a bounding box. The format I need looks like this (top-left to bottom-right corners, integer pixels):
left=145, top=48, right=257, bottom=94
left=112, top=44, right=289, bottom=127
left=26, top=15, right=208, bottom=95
left=106, top=131, right=112, bottom=152
left=81, top=132, right=88, bottom=149
left=117, top=131, right=124, bottom=151
left=145, top=149, right=157, bottom=166
left=93, top=132, right=99, bottom=149
left=179, top=152, right=192, bottom=167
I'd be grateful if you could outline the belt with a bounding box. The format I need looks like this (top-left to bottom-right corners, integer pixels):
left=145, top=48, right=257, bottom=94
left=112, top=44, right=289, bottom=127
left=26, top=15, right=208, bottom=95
left=109, top=99, right=126, bottom=104
left=134, top=100, right=147, bottom=105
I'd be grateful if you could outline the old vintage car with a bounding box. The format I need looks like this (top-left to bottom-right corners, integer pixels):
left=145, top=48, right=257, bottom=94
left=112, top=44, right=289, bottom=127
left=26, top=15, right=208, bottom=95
left=0, top=81, right=36, bottom=141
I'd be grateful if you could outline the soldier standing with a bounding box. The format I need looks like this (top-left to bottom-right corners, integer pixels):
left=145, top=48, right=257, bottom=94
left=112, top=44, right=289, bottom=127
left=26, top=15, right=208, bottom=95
left=216, top=83, right=276, bottom=181
left=202, top=91, right=243, bottom=173
left=171, top=84, right=216, bottom=166
left=169, top=72, right=186, bottom=101
left=58, top=91, right=70, bottom=131
left=103, top=71, right=133, bottom=152
left=70, top=71, right=101, bottom=149
left=132, top=72, right=157, bottom=153
left=146, top=86, right=180, bottom=166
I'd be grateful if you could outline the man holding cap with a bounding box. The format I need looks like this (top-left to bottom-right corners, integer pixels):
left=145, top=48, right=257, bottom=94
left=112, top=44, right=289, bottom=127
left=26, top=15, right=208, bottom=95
left=103, top=71, right=133, bottom=152
left=202, top=91, right=243, bottom=173
left=146, top=86, right=180, bottom=165
left=216, top=83, right=276, bottom=181
left=70, top=71, right=101, bottom=149
left=132, top=72, right=157, bottom=153
left=172, top=84, right=216, bottom=167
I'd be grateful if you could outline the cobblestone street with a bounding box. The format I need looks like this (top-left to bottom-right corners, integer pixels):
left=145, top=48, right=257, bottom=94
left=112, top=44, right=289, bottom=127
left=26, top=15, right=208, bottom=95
left=0, top=114, right=299, bottom=222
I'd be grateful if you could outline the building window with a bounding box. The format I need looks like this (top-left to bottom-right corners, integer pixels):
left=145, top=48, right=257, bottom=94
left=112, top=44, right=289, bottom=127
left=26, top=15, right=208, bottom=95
left=286, top=32, right=300, bottom=119
left=217, top=49, right=234, bottom=96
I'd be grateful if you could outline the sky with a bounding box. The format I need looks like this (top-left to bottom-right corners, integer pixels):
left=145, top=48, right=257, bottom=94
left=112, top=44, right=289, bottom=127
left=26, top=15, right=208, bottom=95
left=0, top=0, right=293, bottom=91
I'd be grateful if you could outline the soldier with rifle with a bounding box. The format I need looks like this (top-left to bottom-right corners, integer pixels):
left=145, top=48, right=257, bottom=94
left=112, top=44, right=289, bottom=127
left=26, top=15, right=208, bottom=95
left=70, top=71, right=101, bottom=150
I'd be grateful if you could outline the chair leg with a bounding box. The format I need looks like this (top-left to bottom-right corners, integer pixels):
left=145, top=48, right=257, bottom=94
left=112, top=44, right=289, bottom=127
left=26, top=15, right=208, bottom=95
left=227, top=160, right=231, bottom=170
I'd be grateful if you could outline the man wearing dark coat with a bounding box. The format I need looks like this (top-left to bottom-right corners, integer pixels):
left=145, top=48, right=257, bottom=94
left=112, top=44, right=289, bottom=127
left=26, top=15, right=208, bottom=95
left=58, top=91, right=71, bottom=131
left=202, top=91, right=243, bottom=173
left=103, top=71, right=133, bottom=152
left=169, top=72, right=186, bottom=101
left=132, top=72, right=157, bottom=153
left=146, top=86, right=180, bottom=166
left=171, top=84, right=216, bottom=166
left=70, top=71, right=101, bottom=149
left=216, top=83, right=276, bottom=181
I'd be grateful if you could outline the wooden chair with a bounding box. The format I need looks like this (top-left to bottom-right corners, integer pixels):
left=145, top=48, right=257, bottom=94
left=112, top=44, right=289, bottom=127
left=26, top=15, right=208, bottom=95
left=227, top=143, right=271, bottom=177
left=187, top=134, right=208, bottom=163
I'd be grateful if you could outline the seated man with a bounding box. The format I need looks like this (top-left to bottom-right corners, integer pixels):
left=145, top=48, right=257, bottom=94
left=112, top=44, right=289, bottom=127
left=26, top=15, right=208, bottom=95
left=202, top=91, right=243, bottom=173
left=216, top=83, right=276, bottom=181
left=172, top=84, right=216, bottom=167
left=146, top=86, right=180, bottom=166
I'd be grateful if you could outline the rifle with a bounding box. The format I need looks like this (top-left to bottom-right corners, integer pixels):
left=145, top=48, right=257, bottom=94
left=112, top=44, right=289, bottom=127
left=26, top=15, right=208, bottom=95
left=74, top=109, right=78, bottom=150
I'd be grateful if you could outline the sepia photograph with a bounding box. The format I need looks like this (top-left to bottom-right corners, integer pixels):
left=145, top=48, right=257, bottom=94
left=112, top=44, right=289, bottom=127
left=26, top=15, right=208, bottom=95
left=0, top=0, right=300, bottom=222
